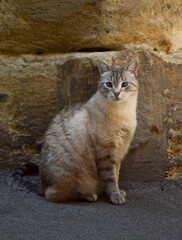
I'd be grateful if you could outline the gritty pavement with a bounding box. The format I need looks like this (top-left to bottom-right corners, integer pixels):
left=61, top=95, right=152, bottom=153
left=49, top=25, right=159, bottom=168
left=0, top=166, right=182, bottom=240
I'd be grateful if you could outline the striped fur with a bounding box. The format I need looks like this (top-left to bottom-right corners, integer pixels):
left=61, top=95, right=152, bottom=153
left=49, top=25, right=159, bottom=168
left=8, top=60, right=138, bottom=205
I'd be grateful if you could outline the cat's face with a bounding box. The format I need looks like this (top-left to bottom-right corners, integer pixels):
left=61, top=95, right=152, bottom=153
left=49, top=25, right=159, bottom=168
left=98, top=60, right=138, bottom=103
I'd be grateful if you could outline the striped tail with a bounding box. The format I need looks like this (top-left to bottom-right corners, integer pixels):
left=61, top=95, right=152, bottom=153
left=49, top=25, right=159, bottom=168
left=7, top=163, right=42, bottom=194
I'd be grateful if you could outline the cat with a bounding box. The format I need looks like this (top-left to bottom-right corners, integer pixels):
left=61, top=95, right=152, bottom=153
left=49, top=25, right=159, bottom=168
left=7, top=60, right=138, bottom=205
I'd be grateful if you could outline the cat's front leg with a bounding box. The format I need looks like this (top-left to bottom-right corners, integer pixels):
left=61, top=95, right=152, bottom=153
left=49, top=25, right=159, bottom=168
left=97, top=157, right=126, bottom=205
left=105, top=176, right=126, bottom=205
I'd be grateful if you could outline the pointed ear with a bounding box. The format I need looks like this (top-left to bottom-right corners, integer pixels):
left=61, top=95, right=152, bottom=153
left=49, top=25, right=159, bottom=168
left=125, top=60, right=138, bottom=76
left=97, top=61, right=110, bottom=74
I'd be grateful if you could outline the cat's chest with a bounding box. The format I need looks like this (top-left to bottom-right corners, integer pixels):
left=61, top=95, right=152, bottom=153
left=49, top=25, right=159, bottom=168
left=94, top=116, right=136, bottom=148
left=108, top=123, right=135, bottom=145
left=106, top=113, right=136, bottom=135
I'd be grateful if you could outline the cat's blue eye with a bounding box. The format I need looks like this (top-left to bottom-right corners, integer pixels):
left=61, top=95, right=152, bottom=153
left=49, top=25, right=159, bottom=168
left=106, top=82, right=113, bottom=88
left=122, top=82, right=128, bottom=88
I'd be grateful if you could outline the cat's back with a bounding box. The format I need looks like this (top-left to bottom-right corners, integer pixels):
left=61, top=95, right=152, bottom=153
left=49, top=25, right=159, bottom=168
left=39, top=102, right=98, bottom=188
left=50, top=103, right=86, bottom=130
left=40, top=103, right=92, bottom=164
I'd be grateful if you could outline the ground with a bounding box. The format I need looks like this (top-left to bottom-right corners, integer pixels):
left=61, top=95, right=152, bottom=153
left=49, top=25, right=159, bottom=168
left=1, top=166, right=182, bottom=240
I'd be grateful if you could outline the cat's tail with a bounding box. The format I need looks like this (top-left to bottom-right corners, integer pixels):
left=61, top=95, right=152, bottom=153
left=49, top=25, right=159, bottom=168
left=7, top=163, right=44, bottom=195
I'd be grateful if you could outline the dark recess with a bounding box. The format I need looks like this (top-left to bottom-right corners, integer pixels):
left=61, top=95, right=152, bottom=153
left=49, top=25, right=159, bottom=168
left=78, top=47, right=112, bottom=52
left=0, top=93, right=9, bottom=102
left=35, top=51, right=43, bottom=55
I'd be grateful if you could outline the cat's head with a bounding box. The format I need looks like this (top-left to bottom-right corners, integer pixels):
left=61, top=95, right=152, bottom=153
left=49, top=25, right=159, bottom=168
left=97, top=60, right=138, bottom=103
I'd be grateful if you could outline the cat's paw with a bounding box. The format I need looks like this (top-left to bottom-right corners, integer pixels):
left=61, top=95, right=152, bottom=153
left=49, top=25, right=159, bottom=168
left=110, top=192, right=126, bottom=205
left=85, top=194, right=98, bottom=202
left=120, top=189, right=126, bottom=198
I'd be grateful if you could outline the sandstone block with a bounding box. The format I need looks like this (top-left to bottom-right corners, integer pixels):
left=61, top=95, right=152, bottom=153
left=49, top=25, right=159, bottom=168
left=0, top=1, right=181, bottom=54
left=0, top=50, right=182, bottom=181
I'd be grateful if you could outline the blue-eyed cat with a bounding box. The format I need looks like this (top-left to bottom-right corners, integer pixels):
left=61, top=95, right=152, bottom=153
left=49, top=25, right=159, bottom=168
left=7, top=60, right=138, bottom=205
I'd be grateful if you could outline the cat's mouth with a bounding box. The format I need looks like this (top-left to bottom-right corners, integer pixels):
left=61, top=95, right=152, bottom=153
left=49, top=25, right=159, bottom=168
left=107, top=96, right=122, bottom=102
left=115, top=98, right=122, bottom=102
left=112, top=97, right=122, bottom=102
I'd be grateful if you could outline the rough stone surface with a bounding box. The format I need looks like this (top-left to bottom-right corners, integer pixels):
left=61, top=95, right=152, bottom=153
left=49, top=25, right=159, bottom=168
left=0, top=0, right=182, bottom=54
left=165, top=67, right=182, bottom=179
left=0, top=50, right=182, bottom=182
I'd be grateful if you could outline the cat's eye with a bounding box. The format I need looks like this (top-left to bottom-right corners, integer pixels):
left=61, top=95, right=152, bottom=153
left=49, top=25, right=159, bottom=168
left=106, top=82, right=113, bottom=88
left=122, top=82, right=128, bottom=88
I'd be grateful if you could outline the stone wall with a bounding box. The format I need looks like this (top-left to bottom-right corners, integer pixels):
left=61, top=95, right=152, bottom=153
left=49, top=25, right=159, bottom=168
left=0, top=50, right=182, bottom=181
left=0, top=0, right=182, bottom=54
left=0, top=0, right=182, bottom=181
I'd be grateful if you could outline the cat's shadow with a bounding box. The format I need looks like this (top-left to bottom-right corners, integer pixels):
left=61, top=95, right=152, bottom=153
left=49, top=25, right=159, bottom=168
left=47, top=192, right=109, bottom=206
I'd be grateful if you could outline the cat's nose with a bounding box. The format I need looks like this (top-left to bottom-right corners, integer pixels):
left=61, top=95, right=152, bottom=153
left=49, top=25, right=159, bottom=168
left=114, top=92, right=120, bottom=98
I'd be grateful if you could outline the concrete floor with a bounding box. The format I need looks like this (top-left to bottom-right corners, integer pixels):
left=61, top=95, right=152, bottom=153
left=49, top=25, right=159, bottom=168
left=1, top=167, right=182, bottom=240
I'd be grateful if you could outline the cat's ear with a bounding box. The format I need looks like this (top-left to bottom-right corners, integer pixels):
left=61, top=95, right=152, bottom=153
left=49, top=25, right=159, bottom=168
left=125, top=60, right=138, bottom=76
left=97, top=61, right=110, bottom=74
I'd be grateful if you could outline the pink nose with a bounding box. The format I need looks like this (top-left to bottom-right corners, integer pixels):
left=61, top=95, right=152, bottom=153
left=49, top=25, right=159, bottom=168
left=114, top=92, right=120, bottom=98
